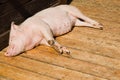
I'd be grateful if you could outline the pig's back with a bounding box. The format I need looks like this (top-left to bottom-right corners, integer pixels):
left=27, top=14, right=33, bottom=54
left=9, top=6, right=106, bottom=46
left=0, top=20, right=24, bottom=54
left=34, top=6, right=76, bottom=36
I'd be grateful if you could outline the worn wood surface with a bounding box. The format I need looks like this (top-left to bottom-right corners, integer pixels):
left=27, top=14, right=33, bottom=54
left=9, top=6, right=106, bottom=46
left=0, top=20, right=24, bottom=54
left=0, top=0, right=120, bottom=80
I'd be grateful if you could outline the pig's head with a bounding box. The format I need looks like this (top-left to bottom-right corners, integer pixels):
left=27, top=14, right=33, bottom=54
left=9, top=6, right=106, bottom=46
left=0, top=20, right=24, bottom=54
left=5, top=22, right=25, bottom=56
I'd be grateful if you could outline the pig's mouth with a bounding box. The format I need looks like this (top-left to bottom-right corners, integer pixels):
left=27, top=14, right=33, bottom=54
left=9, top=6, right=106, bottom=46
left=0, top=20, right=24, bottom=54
left=5, top=51, right=18, bottom=57
left=5, top=46, right=23, bottom=57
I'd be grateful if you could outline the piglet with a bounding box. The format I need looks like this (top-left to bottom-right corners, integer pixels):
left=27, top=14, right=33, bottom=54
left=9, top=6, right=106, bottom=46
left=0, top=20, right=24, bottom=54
left=5, top=5, right=103, bottom=56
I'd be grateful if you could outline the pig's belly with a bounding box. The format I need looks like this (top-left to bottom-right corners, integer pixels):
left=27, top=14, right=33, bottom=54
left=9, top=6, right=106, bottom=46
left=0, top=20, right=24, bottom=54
left=38, top=9, right=76, bottom=36
left=49, top=18, right=74, bottom=36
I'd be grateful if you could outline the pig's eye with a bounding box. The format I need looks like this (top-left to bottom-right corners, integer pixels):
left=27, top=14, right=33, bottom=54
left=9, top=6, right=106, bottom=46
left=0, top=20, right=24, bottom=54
left=9, top=39, right=12, bottom=42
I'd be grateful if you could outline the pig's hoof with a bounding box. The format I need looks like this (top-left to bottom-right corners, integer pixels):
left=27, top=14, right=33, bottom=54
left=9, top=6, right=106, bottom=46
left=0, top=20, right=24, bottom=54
left=99, top=27, right=103, bottom=30
left=98, top=23, right=103, bottom=30
left=92, top=23, right=104, bottom=30
left=58, top=46, right=70, bottom=55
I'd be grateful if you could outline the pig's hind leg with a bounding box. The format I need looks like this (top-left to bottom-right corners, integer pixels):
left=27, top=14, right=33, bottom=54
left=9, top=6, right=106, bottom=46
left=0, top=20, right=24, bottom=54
left=59, top=5, right=103, bottom=29
left=75, top=19, right=93, bottom=27
left=75, top=19, right=103, bottom=30
left=40, top=24, right=70, bottom=54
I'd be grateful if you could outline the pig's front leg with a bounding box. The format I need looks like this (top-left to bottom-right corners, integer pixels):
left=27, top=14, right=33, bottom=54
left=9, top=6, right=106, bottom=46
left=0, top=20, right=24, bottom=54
left=40, top=23, right=70, bottom=54
left=48, top=40, right=70, bottom=54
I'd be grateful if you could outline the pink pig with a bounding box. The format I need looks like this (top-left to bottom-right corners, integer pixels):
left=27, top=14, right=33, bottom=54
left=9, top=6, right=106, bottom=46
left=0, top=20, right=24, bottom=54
left=5, top=5, right=103, bottom=56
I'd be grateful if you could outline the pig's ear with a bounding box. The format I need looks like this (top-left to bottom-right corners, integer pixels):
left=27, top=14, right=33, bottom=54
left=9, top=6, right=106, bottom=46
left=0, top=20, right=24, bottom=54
left=11, top=21, right=19, bottom=31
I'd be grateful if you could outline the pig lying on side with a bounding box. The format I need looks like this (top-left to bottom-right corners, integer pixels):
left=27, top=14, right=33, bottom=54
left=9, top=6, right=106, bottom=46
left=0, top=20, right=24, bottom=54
left=5, top=5, right=103, bottom=56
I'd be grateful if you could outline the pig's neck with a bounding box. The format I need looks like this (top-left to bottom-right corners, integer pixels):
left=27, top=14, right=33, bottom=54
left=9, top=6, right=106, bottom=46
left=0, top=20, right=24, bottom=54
left=20, top=28, right=38, bottom=51
left=20, top=19, right=43, bottom=51
left=22, top=30, right=35, bottom=51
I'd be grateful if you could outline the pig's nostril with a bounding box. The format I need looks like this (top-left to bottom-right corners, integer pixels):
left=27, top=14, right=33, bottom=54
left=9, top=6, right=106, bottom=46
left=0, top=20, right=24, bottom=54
left=4, top=52, right=10, bottom=56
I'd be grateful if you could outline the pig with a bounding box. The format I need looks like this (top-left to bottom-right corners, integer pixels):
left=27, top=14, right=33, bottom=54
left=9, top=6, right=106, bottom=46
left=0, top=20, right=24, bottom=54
left=5, top=5, right=103, bottom=56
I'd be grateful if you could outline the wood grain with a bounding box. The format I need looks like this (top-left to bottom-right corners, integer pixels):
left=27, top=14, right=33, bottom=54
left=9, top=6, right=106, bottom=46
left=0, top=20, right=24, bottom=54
left=0, top=0, right=120, bottom=80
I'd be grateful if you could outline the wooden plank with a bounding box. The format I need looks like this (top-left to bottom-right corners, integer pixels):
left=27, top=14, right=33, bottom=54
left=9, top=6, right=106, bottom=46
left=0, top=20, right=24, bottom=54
left=1, top=1, right=120, bottom=80
left=0, top=52, right=107, bottom=80
left=14, top=46, right=120, bottom=80
left=70, top=0, right=120, bottom=35
left=56, top=27, right=120, bottom=60
left=0, top=63, right=56, bottom=80
left=68, top=48, right=120, bottom=70
left=0, top=75, right=12, bottom=80
left=71, top=0, right=120, bottom=23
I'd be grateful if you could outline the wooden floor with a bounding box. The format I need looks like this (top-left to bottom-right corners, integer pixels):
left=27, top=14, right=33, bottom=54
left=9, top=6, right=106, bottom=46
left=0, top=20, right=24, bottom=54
left=0, top=0, right=120, bottom=80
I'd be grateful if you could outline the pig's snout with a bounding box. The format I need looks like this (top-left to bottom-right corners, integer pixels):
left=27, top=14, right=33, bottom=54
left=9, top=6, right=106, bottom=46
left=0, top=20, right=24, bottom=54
left=5, top=50, right=15, bottom=57
left=5, top=51, right=19, bottom=57
left=5, top=46, right=17, bottom=57
left=5, top=52, right=12, bottom=56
